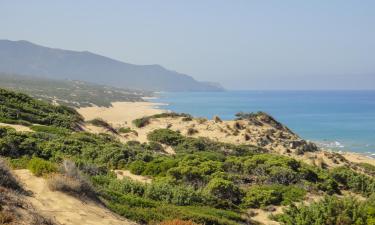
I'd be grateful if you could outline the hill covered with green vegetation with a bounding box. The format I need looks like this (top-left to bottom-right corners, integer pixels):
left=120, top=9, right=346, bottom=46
left=0, top=88, right=83, bottom=130
left=0, top=89, right=374, bottom=225
left=0, top=73, right=150, bottom=107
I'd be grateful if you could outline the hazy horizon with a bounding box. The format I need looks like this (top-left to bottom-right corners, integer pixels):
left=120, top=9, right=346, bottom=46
left=1, top=0, right=374, bottom=90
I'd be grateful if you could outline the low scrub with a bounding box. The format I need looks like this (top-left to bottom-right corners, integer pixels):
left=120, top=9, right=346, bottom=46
left=242, top=185, right=306, bottom=208
left=118, top=127, right=138, bottom=136
left=28, top=157, right=57, bottom=177
left=89, top=118, right=117, bottom=134
left=133, top=117, right=150, bottom=128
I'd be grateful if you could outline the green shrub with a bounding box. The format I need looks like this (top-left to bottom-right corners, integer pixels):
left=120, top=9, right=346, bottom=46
left=331, top=167, right=375, bottom=197
left=129, top=160, right=147, bottom=175
left=274, top=195, right=375, bottom=225
left=133, top=117, right=150, bottom=128
left=8, top=156, right=30, bottom=169
left=118, top=127, right=138, bottom=135
left=147, top=129, right=184, bottom=146
left=242, top=185, right=306, bottom=208
left=204, top=178, right=243, bottom=204
left=27, top=157, right=57, bottom=176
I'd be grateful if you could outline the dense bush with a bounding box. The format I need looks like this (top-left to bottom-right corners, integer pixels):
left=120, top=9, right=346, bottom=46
left=242, top=185, right=306, bottom=208
left=204, top=178, right=243, bottom=205
left=331, top=167, right=375, bottom=197
left=148, top=129, right=184, bottom=146
left=274, top=195, right=375, bottom=225
left=28, top=157, right=57, bottom=176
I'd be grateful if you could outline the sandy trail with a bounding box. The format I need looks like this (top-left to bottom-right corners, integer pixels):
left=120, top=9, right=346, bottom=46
left=14, top=169, right=137, bottom=225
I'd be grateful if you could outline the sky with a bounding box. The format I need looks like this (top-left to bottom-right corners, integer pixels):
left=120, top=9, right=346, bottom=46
left=0, top=0, right=374, bottom=90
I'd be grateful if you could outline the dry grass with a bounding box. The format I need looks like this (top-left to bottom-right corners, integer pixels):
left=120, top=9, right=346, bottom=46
left=47, top=160, right=98, bottom=202
left=0, top=159, right=23, bottom=192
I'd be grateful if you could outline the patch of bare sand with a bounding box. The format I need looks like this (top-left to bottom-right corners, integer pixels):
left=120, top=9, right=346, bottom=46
left=77, top=101, right=166, bottom=127
left=14, top=169, right=137, bottom=225
left=0, top=122, right=32, bottom=132
left=114, top=170, right=152, bottom=184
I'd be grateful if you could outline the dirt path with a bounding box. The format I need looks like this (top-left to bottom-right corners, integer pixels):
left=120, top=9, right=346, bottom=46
left=14, top=169, right=137, bottom=225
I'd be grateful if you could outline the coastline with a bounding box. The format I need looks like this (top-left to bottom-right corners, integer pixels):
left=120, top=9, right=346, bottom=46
left=77, top=100, right=375, bottom=166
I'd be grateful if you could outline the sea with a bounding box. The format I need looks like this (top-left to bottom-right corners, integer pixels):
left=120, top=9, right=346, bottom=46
left=150, top=90, right=375, bottom=156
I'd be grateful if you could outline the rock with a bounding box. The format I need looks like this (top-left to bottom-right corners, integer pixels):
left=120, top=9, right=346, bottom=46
left=213, top=115, right=222, bottom=123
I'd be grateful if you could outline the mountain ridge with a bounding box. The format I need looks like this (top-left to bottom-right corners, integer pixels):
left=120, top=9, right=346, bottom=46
left=0, top=40, right=224, bottom=92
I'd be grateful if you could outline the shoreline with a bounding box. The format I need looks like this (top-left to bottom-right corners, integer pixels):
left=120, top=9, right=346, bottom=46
left=77, top=100, right=375, bottom=166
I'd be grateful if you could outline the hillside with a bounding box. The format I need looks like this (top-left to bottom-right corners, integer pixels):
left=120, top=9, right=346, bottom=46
left=0, top=40, right=224, bottom=92
left=0, top=73, right=150, bottom=107
left=0, top=89, right=374, bottom=225
left=0, top=88, right=83, bottom=130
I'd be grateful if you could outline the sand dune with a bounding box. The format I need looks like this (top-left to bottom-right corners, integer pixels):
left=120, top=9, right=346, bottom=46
left=77, top=101, right=166, bottom=126
left=14, top=169, right=137, bottom=225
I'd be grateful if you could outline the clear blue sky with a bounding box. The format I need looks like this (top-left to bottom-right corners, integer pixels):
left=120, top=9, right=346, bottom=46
left=1, top=0, right=374, bottom=89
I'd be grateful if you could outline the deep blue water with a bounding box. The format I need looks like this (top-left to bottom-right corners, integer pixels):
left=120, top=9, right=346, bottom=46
left=151, top=91, right=375, bottom=155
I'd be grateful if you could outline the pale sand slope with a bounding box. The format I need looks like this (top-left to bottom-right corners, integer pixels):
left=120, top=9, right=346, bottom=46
left=14, top=169, right=137, bottom=225
left=77, top=102, right=166, bottom=127
left=0, top=122, right=32, bottom=132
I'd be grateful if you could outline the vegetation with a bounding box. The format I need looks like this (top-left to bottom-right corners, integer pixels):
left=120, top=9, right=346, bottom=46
left=0, top=88, right=83, bottom=130
left=118, top=127, right=138, bottom=135
left=0, top=158, right=24, bottom=191
left=275, top=195, right=375, bottom=225
left=242, top=185, right=306, bottom=208
left=133, top=113, right=192, bottom=128
left=28, top=157, right=57, bottom=176
left=89, top=118, right=117, bottom=133
left=48, top=160, right=98, bottom=201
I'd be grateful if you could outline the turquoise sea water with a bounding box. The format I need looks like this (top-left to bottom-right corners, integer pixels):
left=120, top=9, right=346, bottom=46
left=151, top=91, right=375, bottom=155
